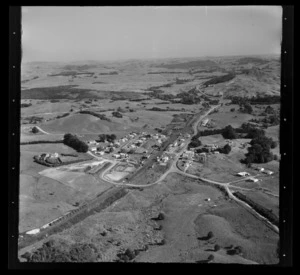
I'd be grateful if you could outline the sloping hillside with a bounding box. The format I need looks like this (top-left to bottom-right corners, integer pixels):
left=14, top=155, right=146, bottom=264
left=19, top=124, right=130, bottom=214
left=40, top=113, right=133, bottom=134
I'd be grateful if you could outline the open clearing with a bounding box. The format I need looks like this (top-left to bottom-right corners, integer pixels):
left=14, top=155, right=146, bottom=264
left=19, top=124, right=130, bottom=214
left=19, top=145, right=112, bottom=232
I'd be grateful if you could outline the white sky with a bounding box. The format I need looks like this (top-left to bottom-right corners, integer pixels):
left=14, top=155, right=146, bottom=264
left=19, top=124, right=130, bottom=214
left=21, top=6, right=282, bottom=62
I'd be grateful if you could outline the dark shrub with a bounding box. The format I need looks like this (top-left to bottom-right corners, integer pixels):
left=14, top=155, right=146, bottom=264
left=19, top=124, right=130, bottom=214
left=222, top=125, right=237, bottom=139
left=207, top=231, right=214, bottom=239
left=207, top=254, right=214, bottom=262
left=32, top=126, right=39, bottom=134
left=214, top=244, right=221, bottom=251
left=63, top=133, right=88, bottom=153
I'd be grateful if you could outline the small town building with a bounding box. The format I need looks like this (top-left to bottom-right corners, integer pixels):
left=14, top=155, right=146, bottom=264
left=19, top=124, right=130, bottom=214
left=26, top=228, right=40, bottom=235
left=162, top=156, right=169, bottom=162
left=263, top=170, right=274, bottom=175
left=201, top=118, right=210, bottom=126
left=247, top=177, right=259, bottom=182
left=237, top=172, right=250, bottom=177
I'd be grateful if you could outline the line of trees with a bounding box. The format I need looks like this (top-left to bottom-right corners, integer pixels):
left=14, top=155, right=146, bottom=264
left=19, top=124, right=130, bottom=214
left=56, top=112, right=70, bottom=119
left=78, top=110, right=111, bottom=121
left=233, top=191, right=279, bottom=226
left=63, top=133, right=88, bottom=153
left=20, top=140, right=63, bottom=145
left=203, top=73, right=235, bottom=87
left=229, top=95, right=280, bottom=105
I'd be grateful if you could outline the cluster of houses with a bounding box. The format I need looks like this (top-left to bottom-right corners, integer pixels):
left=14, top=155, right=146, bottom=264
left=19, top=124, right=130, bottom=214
left=236, top=172, right=259, bottom=182
left=166, top=137, right=186, bottom=153
left=35, top=152, right=62, bottom=164
left=181, top=150, right=195, bottom=160
left=236, top=167, right=274, bottom=182
left=113, top=152, right=129, bottom=159
left=197, top=143, right=220, bottom=154
left=157, top=153, right=170, bottom=165
left=89, top=132, right=168, bottom=164
left=88, top=132, right=140, bottom=155
left=254, top=167, right=274, bottom=175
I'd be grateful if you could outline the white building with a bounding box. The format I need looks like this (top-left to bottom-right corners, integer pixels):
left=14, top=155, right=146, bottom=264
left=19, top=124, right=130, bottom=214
left=263, top=170, right=274, bottom=175
left=201, top=118, right=209, bottom=126
left=90, top=147, right=97, bottom=152
left=237, top=172, right=250, bottom=177
left=162, top=156, right=169, bottom=163
left=26, top=228, right=40, bottom=235
left=247, top=177, right=259, bottom=182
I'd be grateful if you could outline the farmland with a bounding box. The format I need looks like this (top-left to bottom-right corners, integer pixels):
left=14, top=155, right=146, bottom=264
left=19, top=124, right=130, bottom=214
left=19, top=55, right=280, bottom=264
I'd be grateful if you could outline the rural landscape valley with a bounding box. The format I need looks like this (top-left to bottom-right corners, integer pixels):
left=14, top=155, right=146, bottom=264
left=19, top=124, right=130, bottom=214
left=19, top=55, right=280, bottom=264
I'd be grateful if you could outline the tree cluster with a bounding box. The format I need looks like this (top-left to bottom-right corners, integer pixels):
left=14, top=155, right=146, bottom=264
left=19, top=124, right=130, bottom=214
left=240, top=102, right=253, bottom=114
left=177, top=88, right=202, bottom=105
left=79, top=110, right=111, bottom=121
left=63, top=133, right=88, bottom=153
left=97, top=134, right=117, bottom=143
left=218, top=144, right=232, bottom=154
left=112, top=111, right=123, bottom=118
left=243, top=135, right=276, bottom=164
left=22, top=240, right=98, bottom=262
left=31, top=126, right=39, bottom=134
left=188, top=136, right=202, bottom=149
left=222, top=125, right=237, bottom=139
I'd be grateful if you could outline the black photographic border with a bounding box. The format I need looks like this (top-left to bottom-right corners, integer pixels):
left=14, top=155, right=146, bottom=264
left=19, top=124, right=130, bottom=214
left=8, top=5, right=294, bottom=269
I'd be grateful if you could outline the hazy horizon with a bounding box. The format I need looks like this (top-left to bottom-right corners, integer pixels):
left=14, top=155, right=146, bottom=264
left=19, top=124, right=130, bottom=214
left=22, top=52, right=281, bottom=64
left=22, top=6, right=282, bottom=63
